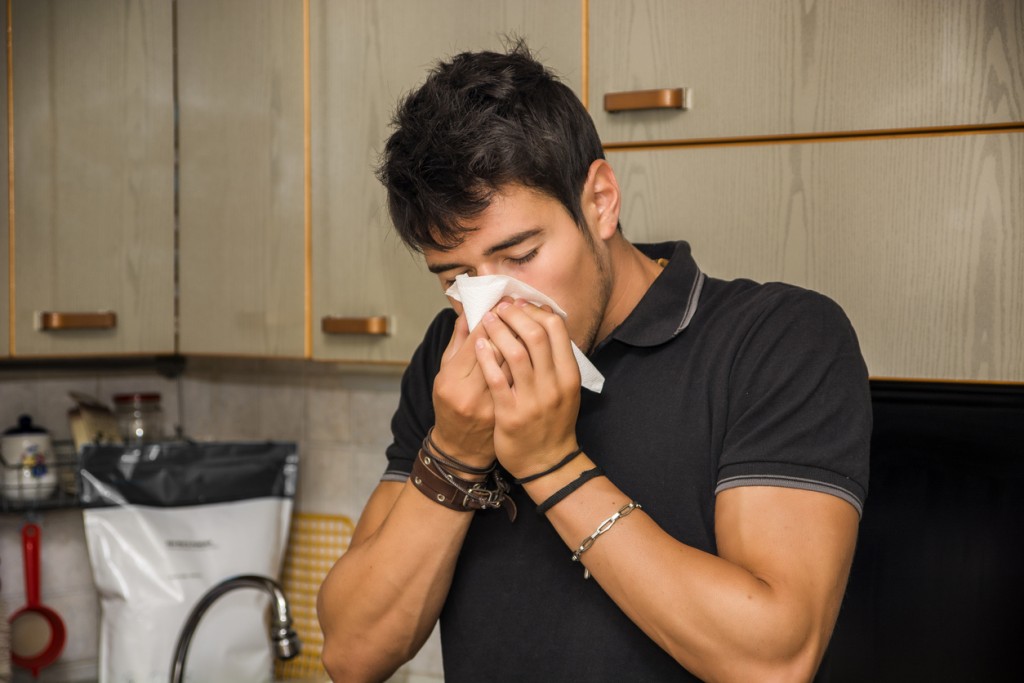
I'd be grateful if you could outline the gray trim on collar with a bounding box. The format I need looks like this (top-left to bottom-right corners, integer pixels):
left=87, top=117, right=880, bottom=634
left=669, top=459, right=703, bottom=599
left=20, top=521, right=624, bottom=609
left=603, top=241, right=705, bottom=348
left=677, top=270, right=706, bottom=335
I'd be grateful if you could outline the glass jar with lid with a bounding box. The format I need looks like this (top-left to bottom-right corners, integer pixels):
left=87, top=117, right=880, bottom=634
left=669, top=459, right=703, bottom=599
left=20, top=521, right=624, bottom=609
left=113, top=393, right=165, bottom=445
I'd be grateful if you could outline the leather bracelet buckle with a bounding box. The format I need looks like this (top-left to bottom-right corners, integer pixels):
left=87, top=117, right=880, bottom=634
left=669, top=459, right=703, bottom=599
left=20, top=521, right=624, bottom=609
left=411, top=449, right=517, bottom=521
left=463, top=471, right=510, bottom=509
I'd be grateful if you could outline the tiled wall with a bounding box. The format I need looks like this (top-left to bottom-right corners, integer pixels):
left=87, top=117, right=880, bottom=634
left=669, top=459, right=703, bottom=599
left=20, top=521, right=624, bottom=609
left=0, top=358, right=443, bottom=682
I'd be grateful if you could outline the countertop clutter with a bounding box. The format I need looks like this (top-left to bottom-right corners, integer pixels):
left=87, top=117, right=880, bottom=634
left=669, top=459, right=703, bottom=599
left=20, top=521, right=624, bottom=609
left=1, top=415, right=77, bottom=513
left=1, top=391, right=164, bottom=513
left=1, top=394, right=325, bottom=682
left=81, top=440, right=298, bottom=682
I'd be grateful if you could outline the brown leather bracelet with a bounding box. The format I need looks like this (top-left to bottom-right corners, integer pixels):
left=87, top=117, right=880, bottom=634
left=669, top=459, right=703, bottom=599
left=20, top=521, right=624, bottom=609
left=410, top=449, right=517, bottom=521
left=411, top=450, right=474, bottom=512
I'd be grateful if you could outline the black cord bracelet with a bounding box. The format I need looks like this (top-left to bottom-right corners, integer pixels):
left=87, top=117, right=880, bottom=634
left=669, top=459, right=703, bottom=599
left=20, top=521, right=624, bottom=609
left=536, top=467, right=605, bottom=516
left=513, top=448, right=583, bottom=485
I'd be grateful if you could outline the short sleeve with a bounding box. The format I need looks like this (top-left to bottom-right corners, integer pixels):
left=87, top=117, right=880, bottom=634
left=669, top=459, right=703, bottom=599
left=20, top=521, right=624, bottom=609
left=382, top=309, right=457, bottom=482
left=715, top=286, right=871, bottom=515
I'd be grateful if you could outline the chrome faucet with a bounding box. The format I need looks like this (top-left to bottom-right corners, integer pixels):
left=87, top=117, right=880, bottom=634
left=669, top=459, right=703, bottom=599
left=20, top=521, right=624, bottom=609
left=169, top=574, right=300, bottom=683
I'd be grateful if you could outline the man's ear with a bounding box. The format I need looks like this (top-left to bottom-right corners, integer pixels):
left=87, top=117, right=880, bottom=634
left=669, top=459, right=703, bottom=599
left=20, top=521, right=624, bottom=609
left=584, top=159, right=621, bottom=241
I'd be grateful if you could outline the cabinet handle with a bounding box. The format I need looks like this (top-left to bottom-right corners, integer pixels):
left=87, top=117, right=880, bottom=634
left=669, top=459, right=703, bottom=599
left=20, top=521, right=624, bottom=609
left=36, top=311, right=118, bottom=331
left=321, top=316, right=390, bottom=336
left=604, top=87, right=692, bottom=113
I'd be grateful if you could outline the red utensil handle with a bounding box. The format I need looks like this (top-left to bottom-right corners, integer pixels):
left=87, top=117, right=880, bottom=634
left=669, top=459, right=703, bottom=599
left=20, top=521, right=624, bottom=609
left=22, top=522, right=41, bottom=606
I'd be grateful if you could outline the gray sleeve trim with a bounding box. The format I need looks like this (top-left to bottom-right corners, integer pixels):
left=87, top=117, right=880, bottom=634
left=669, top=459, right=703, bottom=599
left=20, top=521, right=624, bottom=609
left=381, top=470, right=410, bottom=484
left=715, top=474, right=863, bottom=517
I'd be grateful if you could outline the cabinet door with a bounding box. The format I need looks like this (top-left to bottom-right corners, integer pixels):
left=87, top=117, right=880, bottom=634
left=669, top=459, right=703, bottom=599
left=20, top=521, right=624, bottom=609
left=11, top=0, right=175, bottom=357
left=608, top=132, right=1024, bottom=382
left=590, top=0, right=1024, bottom=145
left=311, top=0, right=582, bottom=362
left=177, top=0, right=305, bottom=357
left=1, top=4, right=8, bottom=358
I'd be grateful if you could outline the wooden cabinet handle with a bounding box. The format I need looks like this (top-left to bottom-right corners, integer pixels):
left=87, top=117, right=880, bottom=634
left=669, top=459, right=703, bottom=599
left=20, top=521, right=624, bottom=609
left=36, top=311, right=118, bottom=331
left=321, top=316, right=390, bottom=336
left=604, top=87, right=692, bottom=113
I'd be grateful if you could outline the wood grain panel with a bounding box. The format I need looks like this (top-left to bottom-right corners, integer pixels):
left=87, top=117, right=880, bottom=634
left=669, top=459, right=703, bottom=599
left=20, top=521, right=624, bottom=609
left=11, top=0, right=175, bottom=356
left=311, top=0, right=582, bottom=362
left=608, top=132, right=1024, bottom=382
left=2, top=0, right=9, bottom=357
left=591, top=0, right=1024, bottom=145
left=176, top=0, right=305, bottom=357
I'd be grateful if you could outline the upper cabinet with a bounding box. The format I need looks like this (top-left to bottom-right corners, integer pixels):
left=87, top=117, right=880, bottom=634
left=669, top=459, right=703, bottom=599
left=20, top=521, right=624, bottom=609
left=609, top=132, right=1024, bottom=382
left=594, top=0, right=1024, bottom=382
left=310, top=0, right=582, bottom=363
left=11, top=0, right=175, bottom=357
left=589, top=0, right=1024, bottom=145
left=176, top=0, right=306, bottom=357
left=1, top=5, right=9, bottom=359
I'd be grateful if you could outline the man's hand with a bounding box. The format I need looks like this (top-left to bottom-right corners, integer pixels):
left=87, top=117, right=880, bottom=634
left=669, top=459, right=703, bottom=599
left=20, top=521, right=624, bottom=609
left=474, top=299, right=581, bottom=478
left=430, top=313, right=503, bottom=468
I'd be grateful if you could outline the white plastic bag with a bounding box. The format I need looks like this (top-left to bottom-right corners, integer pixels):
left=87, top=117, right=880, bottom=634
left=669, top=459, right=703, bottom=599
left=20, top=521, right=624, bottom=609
left=81, top=441, right=297, bottom=683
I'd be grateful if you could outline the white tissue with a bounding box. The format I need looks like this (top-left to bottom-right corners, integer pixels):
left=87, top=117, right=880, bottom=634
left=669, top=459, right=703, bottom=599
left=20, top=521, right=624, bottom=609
left=445, top=274, right=605, bottom=393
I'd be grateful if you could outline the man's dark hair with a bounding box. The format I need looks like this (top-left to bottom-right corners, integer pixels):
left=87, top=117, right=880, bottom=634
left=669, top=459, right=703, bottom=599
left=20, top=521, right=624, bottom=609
left=376, top=40, right=606, bottom=252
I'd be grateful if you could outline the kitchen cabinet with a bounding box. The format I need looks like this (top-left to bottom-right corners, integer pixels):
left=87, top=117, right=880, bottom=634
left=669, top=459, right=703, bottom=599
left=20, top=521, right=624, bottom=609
left=1, top=4, right=8, bottom=359
left=589, top=0, right=1024, bottom=145
left=176, top=0, right=306, bottom=357
left=608, top=131, right=1024, bottom=382
left=310, top=0, right=583, bottom=362
left=596, top=0, right=1024, bottom=383
left=11, top=0, right=175, bottom=357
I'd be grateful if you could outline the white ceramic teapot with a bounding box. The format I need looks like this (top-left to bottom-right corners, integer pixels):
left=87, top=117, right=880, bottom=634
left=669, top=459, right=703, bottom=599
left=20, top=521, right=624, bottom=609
left=1, top=415, right=58, bottom=502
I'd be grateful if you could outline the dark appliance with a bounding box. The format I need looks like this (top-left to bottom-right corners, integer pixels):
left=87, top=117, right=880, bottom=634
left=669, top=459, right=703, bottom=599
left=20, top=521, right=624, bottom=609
left=819, top=381, right=1024, bottom=682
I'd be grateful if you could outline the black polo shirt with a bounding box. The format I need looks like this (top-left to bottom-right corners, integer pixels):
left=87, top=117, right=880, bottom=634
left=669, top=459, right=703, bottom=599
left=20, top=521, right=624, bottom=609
left=383, top=241, right=871, bottom=682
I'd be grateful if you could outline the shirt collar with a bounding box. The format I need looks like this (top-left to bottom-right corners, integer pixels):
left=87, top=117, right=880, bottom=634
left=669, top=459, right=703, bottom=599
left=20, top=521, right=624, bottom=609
left=602, top=241, right=705, bottom=349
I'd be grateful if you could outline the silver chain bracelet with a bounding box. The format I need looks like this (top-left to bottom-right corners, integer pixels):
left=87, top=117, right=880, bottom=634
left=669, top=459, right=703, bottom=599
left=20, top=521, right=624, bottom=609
left=571, top=501, right=642, bottom=579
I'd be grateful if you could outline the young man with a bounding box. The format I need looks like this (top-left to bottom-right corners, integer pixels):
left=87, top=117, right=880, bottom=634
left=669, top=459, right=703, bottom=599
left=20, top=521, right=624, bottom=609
left=317, top=43, right=870, bottom=683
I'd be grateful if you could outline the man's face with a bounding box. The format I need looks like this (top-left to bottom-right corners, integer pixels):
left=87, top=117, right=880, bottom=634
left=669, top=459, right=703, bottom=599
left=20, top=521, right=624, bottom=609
left=423, top=184, right=613, bottom=353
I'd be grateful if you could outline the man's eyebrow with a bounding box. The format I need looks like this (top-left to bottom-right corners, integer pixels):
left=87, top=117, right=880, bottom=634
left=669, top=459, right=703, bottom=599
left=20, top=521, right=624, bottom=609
left=427, top=261, right=460, bottom=275
left=426, top=228, right=543, bottom=274
left=482, top=228, right=543, bottom=256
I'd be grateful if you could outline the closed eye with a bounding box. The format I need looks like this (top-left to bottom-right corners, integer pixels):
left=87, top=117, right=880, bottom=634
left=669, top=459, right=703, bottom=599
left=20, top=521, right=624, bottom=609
left=507, top=249, right=538, bottom=267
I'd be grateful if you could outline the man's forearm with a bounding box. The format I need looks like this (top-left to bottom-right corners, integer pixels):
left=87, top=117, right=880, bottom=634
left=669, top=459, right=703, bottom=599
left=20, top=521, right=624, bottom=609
left=526, top=460, right=858, bottom=683
left=318, top=481, right=474, bottom=682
